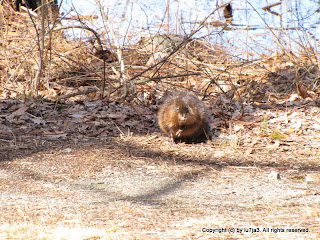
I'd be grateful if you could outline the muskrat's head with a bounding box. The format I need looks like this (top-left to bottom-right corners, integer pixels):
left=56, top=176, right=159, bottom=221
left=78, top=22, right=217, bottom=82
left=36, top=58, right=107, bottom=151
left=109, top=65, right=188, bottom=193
left=173, top=99, right=194, bottom=123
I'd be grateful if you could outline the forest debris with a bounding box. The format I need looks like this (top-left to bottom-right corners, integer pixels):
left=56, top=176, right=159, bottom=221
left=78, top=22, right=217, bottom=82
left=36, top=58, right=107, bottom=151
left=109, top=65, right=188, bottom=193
left=231, top=110, right=242, bottom=120
left=296, top=82, right=311, bottom=99
left=7, top=104, right=29, bottom=120
left=105, top=112, right=126, bottom=120
left=58, top=87, right=99, bottom=100
left=245, top=147, right=254, bottom=155
left=289, top=93, right=301, bottom=102
left=296, top=68, right=313, bottom=99
left=20, top=6, right=38, bottom=17
left=43, top=131, right=68, bottom=139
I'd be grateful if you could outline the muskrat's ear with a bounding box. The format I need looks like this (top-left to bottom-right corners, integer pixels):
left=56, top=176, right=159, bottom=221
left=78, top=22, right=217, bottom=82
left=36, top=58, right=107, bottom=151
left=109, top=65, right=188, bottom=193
left=159, top=91, right=172, bottom=104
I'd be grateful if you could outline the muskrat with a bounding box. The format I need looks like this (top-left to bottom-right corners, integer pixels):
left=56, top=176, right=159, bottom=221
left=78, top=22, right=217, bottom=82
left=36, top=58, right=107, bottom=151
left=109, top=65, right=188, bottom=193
left=158, top=91, right=210, bottom=143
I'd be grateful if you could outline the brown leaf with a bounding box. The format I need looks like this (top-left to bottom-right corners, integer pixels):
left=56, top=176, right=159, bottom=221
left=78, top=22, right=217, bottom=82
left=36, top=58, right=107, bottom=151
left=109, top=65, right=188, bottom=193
left=43, top=131, right=67, bottom=139
left=7, top=104, right=29, bottom=120
left=296, top=82, right=311, bottom=99
left=105, top=113, right=126, bottom=120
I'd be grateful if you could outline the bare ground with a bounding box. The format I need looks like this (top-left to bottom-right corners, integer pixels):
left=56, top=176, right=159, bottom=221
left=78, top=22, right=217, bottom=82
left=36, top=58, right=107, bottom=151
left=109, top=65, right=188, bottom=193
left=1, top=100, right=320, bottom=240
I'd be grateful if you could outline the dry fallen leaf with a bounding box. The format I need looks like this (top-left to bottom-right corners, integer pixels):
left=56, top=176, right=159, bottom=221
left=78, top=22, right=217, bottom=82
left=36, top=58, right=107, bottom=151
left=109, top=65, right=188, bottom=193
left=7, top=104, right=29, bottom=119
left=105, top=112, right=126, bottom=120
left=43, top=131, right=68, bottom=139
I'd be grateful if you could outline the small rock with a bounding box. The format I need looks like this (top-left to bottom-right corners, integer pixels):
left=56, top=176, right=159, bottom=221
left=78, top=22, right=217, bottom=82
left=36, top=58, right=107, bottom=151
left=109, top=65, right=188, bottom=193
left=268, top=170, right=281, bottom=180
left=305, top=173, right=320, bottom=183
left=289, top=93, right=301, bottom=102
left=312, top=123, right=320, bottom=131
left=63, top=148, right=72, bottom=153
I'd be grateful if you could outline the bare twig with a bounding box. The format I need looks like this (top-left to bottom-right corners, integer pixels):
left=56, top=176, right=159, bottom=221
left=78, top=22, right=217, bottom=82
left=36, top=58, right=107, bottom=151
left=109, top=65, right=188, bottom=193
left=135, top=72, right=201, bottom=84
left=94, top=0, right=130, bottom=99
left=53, top=25, right=104, bottom=52
left=262, top=2, right=282, bottom=17
left=20, top=6, right=38, bottom=17
left=25, top=0, right=44, bottom=95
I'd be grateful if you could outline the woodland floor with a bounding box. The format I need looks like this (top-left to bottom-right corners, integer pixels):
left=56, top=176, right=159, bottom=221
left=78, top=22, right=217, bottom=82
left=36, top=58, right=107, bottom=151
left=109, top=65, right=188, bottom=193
left=0, top=98, right=320, bottom=240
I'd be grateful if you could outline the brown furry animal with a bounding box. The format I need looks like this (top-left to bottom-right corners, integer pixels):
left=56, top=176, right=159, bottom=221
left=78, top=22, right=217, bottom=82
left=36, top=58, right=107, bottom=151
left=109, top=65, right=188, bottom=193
left=158, top=91, right=210, bottom=143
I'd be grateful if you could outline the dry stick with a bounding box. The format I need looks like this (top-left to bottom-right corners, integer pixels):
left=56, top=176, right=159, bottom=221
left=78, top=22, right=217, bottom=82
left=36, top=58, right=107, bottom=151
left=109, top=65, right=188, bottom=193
left=64, top=20, right=112, bottom=99
left=3, top=17, right=41, bottom=86
left=182, top=47, right=245, bottom=114
left=262, top=2, right=282, bottom=11
left=43, top=0, right=64, bottom=83
left=64, top=6, right=111, bottom=98
left=94, top=0, right=133, bottom=99
left=108, top=72, right=201, bottom=96
left=93, top=0, right=126, bottom=85
left=1, top=7, right=32, bottom=89
left=165, top=0, right=170, bottom=34
left=20, top=6, right=38, bottom=16
left=262, top=2, right=281, bottom=17
left=52, top=50, right=114, bottom=99
left=136, top=72, right=201, bottom=84
left=53, top=25, right=104, bottom=52
left=25, top=2, right=45, bottom=96
left=102, top=54, right=107, bottom=98
left=176, top=47, right=236, bottom=98
left=200, top=65, right=244, bottom=117
left=39, top=0, right=46, bottom=90
left=292, top=27, right=319, bottom=66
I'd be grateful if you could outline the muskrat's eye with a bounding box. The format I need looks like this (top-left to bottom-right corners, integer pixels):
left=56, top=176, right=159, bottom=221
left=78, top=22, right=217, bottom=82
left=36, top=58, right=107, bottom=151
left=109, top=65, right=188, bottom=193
left=180, top=124, right=186, bottom=129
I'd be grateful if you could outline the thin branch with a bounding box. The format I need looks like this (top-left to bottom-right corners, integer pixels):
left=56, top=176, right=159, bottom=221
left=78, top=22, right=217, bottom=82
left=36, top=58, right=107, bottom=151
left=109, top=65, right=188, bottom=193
left=53, top=25, right=104, bottom=52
